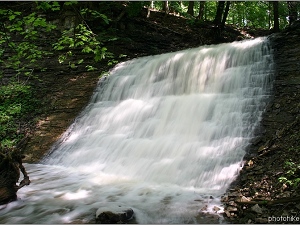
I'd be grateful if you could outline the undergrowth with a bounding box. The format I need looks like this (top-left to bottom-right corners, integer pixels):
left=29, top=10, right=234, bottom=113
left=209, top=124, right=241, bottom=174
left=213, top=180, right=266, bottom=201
left=0, top=82, right=40, bottom=150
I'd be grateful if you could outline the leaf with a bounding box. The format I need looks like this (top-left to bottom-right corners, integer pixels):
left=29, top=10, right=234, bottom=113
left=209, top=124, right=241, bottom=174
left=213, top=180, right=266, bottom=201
left=8, top=14, right=16, bottom=20
left=51, top=1, right=61, bottom=11
left=64, top=1, right=78, bottom=6
left=33, top=18, right=47, bottom=27
left=108, top=37, right=118, bottom=41
left=279, top=177, right=287, bottom=183
left=293, top=178, right=300, bottom=187
left=26, top=15, right=36, bottom=24
left=85, top=65, right=97, bottom=71
left=82, top=46, right=93, bottom=53
left=54, top=46, right=64, bottom=50
left=100, top=14, right=110, bottom=24
left=75, top=41, right=84, bottom=47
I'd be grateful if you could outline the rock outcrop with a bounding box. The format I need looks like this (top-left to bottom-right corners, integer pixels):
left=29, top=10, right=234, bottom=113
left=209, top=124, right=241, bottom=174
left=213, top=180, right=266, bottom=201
left=95, top=204, right=134, bottom=224
left=222, top=21, right=300, bottom=223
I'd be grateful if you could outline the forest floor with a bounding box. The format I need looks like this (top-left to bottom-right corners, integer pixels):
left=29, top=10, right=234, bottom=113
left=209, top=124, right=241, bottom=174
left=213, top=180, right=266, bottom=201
left=18, top=8, right=300, bottom=224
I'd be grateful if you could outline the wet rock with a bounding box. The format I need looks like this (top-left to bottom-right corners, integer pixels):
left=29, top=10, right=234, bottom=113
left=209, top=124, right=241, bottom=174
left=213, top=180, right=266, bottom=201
left=295, top=203, right=300, bottom=210
left=227, top=206, right=238, bottom=212
left=95, top=205, right=134, bottom=224
left=221, top=195, right=228, bottom=202
left=196, top=212, right=221, bottom=224
left=240, top=212, right=257, bottom=223
left=213, top=206, right=221, bottom=212
left=228, top=200, right=238, bottom=206
left=200, top=205, right=208, bottom=211
left=258, top=145, right=268, bottom=152
left=255, top=217, right=269, bottom=223
left=247, top=159, right=254, bottom=166
left=224, top=210, right=235, bottom=218
left=250, top=204, right=263, bottom=214
left=238, top=196, right=251, bottom=203
left=228, top=191, right=242, bottom=197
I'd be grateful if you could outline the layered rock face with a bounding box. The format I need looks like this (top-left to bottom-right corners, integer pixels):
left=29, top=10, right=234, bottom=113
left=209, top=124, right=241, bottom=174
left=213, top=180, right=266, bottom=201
left=222, top=21, right=300, bottom=223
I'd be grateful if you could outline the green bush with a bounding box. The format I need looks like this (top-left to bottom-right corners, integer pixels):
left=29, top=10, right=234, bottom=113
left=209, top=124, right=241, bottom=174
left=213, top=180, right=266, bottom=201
left=279, top=160, right=300, bottom=188
left=0, top=83, right=38, bottom=149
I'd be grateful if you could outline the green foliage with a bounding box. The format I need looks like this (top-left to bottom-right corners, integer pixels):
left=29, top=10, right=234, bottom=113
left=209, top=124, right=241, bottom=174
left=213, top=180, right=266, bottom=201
left=64, top=1, right=78, bottom=7
left=36, top=1, right=61, bottom=11
left=0, top=82, right=38, bottom=149
left=0, top=2, right=116, bottom=154
left=279, top=160, right=300, bottom=188
left=80, top=8, right=110, bottom=24
left=125, top=2, right=144, bottom=17
left=53, top=22, right=114, bottom=70
left=145, top=1, right=289, bottom=30
left=169, top=2, right=189, bottom=17
left=0, top=8, right=56, bottom=79
left=278, top=2, right=289, bottom=29
left=224, top=1, right=289, bottom=29
left=85, top=65, right=97, bottom=71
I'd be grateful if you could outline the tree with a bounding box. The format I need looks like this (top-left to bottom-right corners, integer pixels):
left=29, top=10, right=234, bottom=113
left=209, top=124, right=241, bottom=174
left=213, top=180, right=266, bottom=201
left=221, top=1, right=230, bottom=30
left=214, top=1, right=225, bottom=26
left=273, top=1, right=280, bottom=32
left=197, top=1, right=205, bottom=21
left=162, top=1, right=169, bottom=13
left=287, top=1, right=299, bottom=25
left=187, top=1, right=195, bottom=16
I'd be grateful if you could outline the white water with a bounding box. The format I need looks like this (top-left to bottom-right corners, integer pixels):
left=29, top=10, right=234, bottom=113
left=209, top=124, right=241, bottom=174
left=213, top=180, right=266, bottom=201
left=0, top=38, right=274, bottom=223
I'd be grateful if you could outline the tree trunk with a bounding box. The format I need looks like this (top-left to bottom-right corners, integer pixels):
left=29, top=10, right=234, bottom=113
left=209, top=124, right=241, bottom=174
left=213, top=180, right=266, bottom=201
left=0, top=148, right=30, bottom=205
left=214, top=1, right=225, bottom=26
left=287, top=1, right=298, bottom=25
left=221, top=1, right=230, bottom=30
left=197, top=1, right=205, bottom=21
left=150, top=1, right=153, bottom=9
left=187, top=1, right=194, bottom=16
left=268, top=2, right=271, bottom=29
left=273, top=1, right=280, bottom=32
left=162, top=1, right=169, bottom=14
left=147, top=1, right=153, bottom=18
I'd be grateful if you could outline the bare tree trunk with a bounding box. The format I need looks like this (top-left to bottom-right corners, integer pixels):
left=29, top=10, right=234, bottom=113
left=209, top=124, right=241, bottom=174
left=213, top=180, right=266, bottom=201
left=268, top=2, right=271, bottom=29
left=162, top=1, right=169, bottom=14
left=197, top=1, right=205, bottom=21
left=147, top=1, right=153, bottom=18
left=150, top=1, right=154, bottom=9
left=187, top=1, right=194, bottom=16
left=287, top=1, right=298, bottom=25
left=221, top=1, right=230, bottom=30
left=214, top=1, right=225, bottom=26
left=273, top=1, right=280, bottom=32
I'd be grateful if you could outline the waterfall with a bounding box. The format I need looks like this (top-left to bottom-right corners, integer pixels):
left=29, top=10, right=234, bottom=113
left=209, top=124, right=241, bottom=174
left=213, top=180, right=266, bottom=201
left=0, top=37, right=274, bottom=224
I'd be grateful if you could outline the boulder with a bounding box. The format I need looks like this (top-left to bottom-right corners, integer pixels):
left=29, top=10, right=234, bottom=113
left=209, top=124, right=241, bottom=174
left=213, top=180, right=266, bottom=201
left=95, top=204, right=134, bottom=224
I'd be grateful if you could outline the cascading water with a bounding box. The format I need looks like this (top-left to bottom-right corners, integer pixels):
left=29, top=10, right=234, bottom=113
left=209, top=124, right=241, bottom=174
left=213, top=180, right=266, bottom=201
left=0, top=37, right=274, bottom=224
